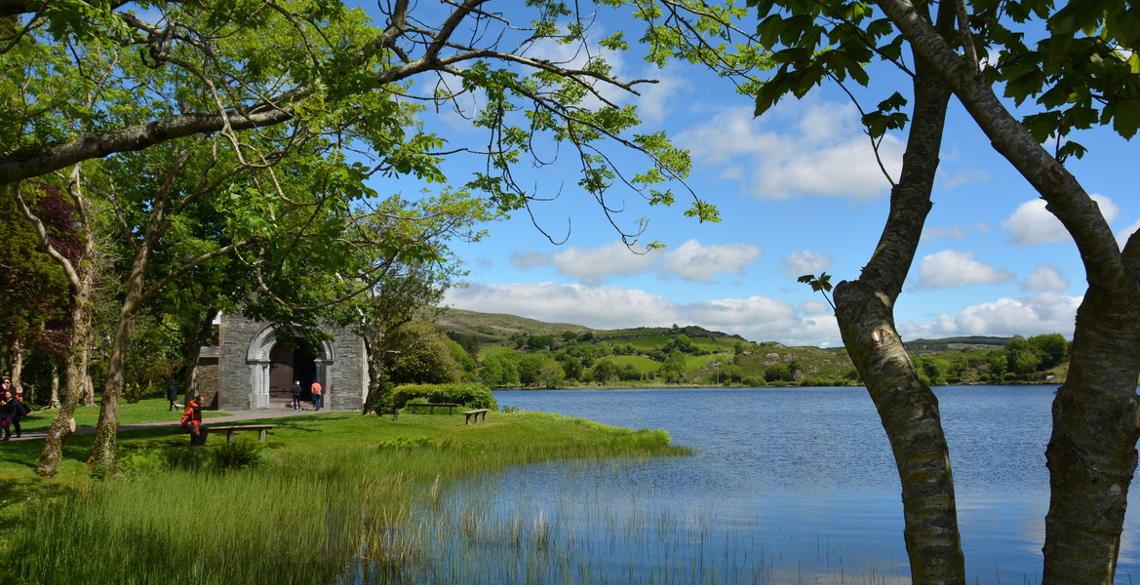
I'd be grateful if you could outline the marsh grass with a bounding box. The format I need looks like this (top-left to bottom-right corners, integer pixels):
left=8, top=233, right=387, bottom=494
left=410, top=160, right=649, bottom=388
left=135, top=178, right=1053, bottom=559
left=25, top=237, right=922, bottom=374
left=4, top=411, right=686, bottom=585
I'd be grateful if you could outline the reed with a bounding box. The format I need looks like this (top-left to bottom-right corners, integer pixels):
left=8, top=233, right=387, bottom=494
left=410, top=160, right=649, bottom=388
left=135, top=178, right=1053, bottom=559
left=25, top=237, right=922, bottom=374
left=5, top=411, right=685, bottom=585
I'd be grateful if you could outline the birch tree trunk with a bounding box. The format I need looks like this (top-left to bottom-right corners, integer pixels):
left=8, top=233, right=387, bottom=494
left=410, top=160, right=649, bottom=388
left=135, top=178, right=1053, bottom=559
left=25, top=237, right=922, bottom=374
left=872, top=1, right=1140, bottom=582
left=831, top=7, right=964, bottom=581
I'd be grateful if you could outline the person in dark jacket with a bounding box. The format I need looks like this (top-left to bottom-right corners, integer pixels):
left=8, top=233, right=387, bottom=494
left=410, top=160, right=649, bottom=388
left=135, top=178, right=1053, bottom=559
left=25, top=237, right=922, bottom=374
left=167, top=380, right=180, bottom=411
left=290, top=380, right=302, bottom=411
left=7, top=391, right=27, bottom=438
left=179, top=393, right=208, bottom=446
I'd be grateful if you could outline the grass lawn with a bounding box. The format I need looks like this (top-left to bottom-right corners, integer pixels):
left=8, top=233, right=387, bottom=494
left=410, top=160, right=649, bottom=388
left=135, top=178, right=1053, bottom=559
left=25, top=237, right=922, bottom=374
left=1, top=402, right=686, bottom=585
left=19, top=397, right=229, bottom=433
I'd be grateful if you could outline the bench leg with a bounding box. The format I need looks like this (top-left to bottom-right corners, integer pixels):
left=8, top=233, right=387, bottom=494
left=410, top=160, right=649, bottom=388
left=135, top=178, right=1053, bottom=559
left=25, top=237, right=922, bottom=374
left=226, top=430, right=236, bottom=443
left=259, top=429, right=267, bottom=442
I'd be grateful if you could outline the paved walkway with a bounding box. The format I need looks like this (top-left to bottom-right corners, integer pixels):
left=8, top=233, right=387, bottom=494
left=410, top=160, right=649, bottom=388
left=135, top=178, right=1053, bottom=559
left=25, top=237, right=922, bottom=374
left=7, top=407, right=326, bottom=442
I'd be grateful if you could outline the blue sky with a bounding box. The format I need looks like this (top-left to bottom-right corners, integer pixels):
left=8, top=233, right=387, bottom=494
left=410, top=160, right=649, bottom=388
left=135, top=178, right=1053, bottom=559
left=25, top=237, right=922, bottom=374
left=354, top=2, right=1139, bottom=347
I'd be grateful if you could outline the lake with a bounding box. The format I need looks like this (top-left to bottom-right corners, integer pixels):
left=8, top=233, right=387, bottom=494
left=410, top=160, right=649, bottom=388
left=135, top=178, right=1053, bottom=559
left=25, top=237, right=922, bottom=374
left=404, top=386, right=1140, bottom=585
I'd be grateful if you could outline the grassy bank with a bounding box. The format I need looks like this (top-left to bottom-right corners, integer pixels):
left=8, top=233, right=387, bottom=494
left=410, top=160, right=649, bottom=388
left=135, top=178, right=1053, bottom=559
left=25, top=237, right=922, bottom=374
left=1, top=407, right=686, bottom=584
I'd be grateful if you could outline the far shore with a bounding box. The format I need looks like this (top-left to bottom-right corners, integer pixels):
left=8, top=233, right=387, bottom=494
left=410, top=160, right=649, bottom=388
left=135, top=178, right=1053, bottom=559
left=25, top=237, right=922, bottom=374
left=493, top=380, right=1066, bottom=391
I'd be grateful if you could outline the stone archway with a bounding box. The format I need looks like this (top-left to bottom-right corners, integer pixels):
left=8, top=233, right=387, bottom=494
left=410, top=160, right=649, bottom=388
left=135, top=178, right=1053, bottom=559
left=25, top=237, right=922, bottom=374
left=246, top=325, right=335, bottom=409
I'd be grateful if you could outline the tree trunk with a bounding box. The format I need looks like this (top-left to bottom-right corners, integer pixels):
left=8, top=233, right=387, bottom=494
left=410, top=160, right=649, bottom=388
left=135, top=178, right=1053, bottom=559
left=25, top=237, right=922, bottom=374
left=49, top=364, right=60, bottom=409
left=37, top=267, right=94, bottom=476
left=82, top=355, right=94, bottom=406
left=87, top=246, right=149, bottom=472
left=831, top=5, right=964, bottom=582
left=871, top=1, right=1140, bottom=582
left=10, top=338, right=24, bottom=395
left=1042, top=292, right=1140, bottom=585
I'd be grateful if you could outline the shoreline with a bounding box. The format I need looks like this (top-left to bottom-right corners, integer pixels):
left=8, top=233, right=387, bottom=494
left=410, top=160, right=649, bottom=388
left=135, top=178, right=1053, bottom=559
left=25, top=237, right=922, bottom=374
left=493, top=381, right=1066, bottom=391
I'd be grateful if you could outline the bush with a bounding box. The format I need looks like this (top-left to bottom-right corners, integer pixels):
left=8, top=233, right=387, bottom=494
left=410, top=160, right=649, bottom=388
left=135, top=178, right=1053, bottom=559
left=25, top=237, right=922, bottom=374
left=211, top=440, right=263, bottom=471
left=392, top=383, right=498, bottom=410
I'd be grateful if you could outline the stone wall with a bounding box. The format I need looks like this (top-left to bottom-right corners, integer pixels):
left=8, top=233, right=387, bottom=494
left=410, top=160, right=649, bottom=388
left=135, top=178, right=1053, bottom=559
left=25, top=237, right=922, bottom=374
left=217, top=314, right=366, bottom=411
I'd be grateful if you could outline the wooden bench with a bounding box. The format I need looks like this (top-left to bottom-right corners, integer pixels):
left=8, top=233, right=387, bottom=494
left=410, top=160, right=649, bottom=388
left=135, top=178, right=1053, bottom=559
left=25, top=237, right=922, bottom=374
left=209, top=424, right=276, bottom=443
left=405, top=402, right=461, bottom=415
left=463, top=409, right=488, bottom=425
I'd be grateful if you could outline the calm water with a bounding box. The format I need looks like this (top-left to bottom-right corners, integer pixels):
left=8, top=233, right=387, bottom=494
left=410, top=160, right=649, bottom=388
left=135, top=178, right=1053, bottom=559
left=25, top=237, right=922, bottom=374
left=417, top=386, right=1140, bottom=584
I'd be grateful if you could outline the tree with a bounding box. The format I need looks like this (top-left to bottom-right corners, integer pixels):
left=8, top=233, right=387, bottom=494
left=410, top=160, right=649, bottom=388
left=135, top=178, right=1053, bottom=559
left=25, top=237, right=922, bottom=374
left=754, top=0, right=1140, bottom=580
left=759, top=0, right=964, bottom=578
left=863, top=2, right=1140, bottom=581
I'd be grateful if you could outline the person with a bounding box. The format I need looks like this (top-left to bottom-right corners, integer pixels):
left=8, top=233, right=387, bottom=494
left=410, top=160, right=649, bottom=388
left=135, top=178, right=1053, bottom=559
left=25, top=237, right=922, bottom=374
left=0, top=390, right=11, bottom=441
left=310, top=379, right=323, bottom=411
left=167, top=380, right=180, bottom=411
left=290, top=380, right=302, bottom=411
left=7, top=390, right=27, bottom=439
left=179, top=393, right=208, bottom=446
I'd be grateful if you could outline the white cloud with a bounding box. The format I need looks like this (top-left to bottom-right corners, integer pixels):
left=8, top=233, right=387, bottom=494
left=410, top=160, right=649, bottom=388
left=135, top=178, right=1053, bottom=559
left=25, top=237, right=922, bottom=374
left=917, top=250, right=1014, bottom=288
left=446, top=282, right=842, bottom=345
left=662, top=240, right=762, bottom=282
left=781, top=250, right=833, bottom=277
left=1003, top=195, right=1120, bottom=244
left=1021, top=265, right=1070, bottom=292
left=924, top=225, right=967, bottom=240
left=901, top=293, right=1081, bottom=338
left=677, top=102, right=903, bottom=200
left=637, top=68, right=690, bottom=124
left=446, top=282, right=678, bottom=329
left=549, top=241, right=658, bottom=283
left=1117, top=219, right=1140, bottom=250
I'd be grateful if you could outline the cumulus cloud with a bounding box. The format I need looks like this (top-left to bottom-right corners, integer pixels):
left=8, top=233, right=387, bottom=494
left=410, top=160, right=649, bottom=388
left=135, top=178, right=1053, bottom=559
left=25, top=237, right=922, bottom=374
left=446, top=282, right=678, bottom=328
left=676, top=102, right=903, bottom=199
left=1021, top=265, right=1070, bottom=292
left=918, top=250, right=1014, bottom=288
left=446, top=282, right=842, bottom=345
left=1118, top=219, right=1140, bottom=250
left=663, top=240, right=762, bottom=282
left=781, top=250, right=832, bottom=277
left=511, top=240, right=763, bottom=283
left=900, top=293, right=1081, bottom=339
left=1003, top=195, right=1120, bottom=244
left=549, top=241, right=659, bottom=283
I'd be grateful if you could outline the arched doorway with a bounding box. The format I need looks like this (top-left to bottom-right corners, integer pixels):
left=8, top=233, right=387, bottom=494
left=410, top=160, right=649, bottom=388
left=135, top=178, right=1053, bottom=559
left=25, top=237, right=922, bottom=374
left=269, top=339, right=318, bottom=405
left=246, top=325, right=334, bottom=409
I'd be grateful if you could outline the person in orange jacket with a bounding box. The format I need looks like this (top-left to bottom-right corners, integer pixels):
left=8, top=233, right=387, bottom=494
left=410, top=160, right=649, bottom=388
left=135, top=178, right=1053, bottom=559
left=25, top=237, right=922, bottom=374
left=180, top=393, right=208, bottom=446
left=310, top=380, right=323, bottom=411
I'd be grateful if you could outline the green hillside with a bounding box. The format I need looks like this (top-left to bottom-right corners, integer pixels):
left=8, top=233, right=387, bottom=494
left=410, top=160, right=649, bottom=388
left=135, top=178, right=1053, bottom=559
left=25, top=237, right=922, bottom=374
left=434, top=309, right=1071, bottom=389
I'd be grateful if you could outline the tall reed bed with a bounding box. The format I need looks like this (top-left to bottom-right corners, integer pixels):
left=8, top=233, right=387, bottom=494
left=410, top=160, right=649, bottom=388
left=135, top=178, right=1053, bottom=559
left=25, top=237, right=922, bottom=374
left=7, top=415, right=685, bottom=585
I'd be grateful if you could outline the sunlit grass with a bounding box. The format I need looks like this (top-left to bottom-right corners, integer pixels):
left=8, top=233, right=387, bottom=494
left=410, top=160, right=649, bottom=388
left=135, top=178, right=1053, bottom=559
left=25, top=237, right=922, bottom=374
left=2, top=409, right=687, bottom=585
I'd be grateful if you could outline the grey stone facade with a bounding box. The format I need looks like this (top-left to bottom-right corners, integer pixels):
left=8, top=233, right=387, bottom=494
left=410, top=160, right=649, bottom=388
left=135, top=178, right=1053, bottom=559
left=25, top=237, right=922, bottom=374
left=214, top=315, right=367, bottom=411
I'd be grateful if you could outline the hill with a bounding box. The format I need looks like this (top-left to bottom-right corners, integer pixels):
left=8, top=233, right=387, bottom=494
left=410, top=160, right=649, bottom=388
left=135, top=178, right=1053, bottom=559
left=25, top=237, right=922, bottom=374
left=433, top=309, right=1069, bottom=389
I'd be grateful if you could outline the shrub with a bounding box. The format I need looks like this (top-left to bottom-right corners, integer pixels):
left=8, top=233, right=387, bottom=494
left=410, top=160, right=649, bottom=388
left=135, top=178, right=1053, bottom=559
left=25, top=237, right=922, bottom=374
left=211, top=440, right=263, bottom=471
left=392, top=382, right=498, bottom=410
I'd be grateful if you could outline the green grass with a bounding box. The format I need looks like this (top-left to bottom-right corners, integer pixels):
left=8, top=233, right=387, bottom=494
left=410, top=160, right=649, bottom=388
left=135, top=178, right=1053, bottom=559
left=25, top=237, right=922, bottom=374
left=599, top=355, right=661, bottom=374
left=20, top=397, right=228, bottom=433
left=683, top=353, right=732, bottom=372
left=1, top=404, right=686, bottom=585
